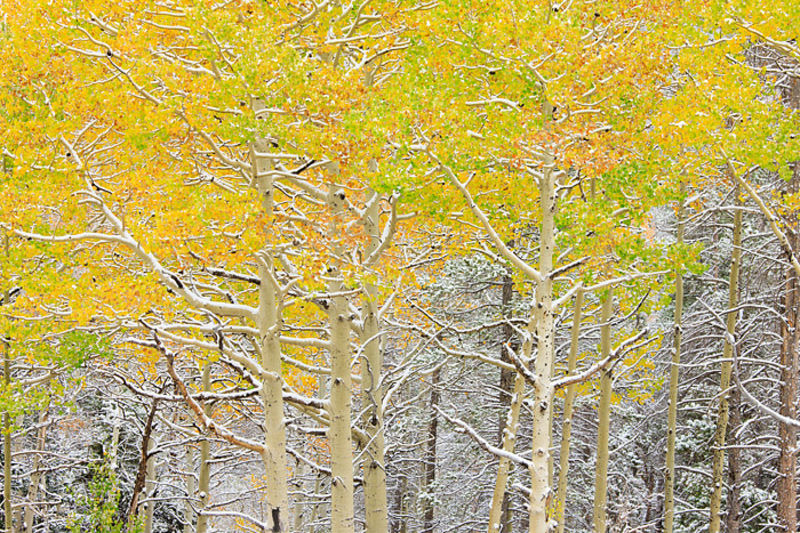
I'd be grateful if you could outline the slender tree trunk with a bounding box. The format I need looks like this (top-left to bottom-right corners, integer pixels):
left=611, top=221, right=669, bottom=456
left=309, top=475, right=324, bottom=533
left=488, top=273, right=520, bottom=533
left=3, top=327, right=12, bottom=533
left=664, top=191, right=685, bottom=533
left=2, top=237, right=10, bottom=533
left=328, top=186, right=355, bottom=533
left=196, top=365, right=212, bottom=533
left=593, top=288, right=614, bottom=533
left=777, top=87, right=800, bottom=530
left=778, top=274, right=799, bottom=533
left=708, top=190, right=742, bottom=533
left=499, top=273, right=514, bottom=533
left=126, top=396, right=159, bottom=528
left=361, top=192, right=388, bottom=533
left=251, top=127, right=290, bottom=531
left=258, top=254, right=290, bottom=532
left=529, top=154, right=556, bottom=533
left=488, top=373, right=525, bottom=533
left=554, top=288, right=584, bottom=533
left=393, top=475, right=408, bottom=533
left=24, top=404, right=48, bottom=533
left=293, top=459, right=305, bottom=532
left=311, top=357, right=329, bottom=533
left=422, top=367, right=440, bottom=533
left=143, top=436, right=156, bottom=533
left=183, top=444, right=196, bottom=533
left=725, top=386, right=742, bottom=533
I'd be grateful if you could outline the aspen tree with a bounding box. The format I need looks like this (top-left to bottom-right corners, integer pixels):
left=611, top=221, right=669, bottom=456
left=328, top=186, right=355, bottom=533
left=360, top=191, right=388, bottom=533
left=708, top=189, right=742, bottom=533
left=24, top=404, right=48, bottom=533
left=488, top=372, right=526, bottom=533
left=143, top=435, right=156, bottom=533
left=487, top=271, right=525, bottom=533
left=593, top=288, right=614, bottom=533
left=496, top=272, right=515, bottom=532
left=183, top=445, right=197, bottom=533
left=528, top=152, right=557, bottom=533
left=253, top=159, right=290, bottom=533
left=553, top=288, right=584, bottom=533
left=196, top=364, right=212, bottom=533
left=663, top=192, right=685, bottom=533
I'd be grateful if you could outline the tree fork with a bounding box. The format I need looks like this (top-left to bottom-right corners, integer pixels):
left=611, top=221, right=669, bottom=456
left=553, top=288, right=584, bottom=533
left=252, top=115, right=290, bottom=531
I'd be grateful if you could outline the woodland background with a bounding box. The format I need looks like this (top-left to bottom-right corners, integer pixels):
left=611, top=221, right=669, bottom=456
left=1, top=1, right=800, bottom=532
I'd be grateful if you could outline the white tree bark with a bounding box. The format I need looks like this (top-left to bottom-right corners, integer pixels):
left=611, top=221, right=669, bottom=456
left=664, top=192, right=685, bottom=533
left=250, top=117, right=290, bottom=531
left=708, top=191, right=742, bottom=533
left=183, top=444, right=197, bottom=533
left=196, top=364, right=212, bottom=533
left=593, top=288, right=614, bottom=533
left=361, top=192, right=388, bottom=533
left=529, top=155, right=556, bottom=533
left=328, top=186, right=355, bottom=533
left=554, top=288, right=584, bottom=533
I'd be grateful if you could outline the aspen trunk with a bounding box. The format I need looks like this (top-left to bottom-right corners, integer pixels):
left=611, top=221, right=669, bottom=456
left=361, top=193, right=388, bottom=533
left=528, top=156, right=556, bottom=533
left=553, top=288, right=584, bottom=533
left=708, top=191, right=742, bottom=533
left=499, top=275, right=514, bottom=533
left=310, top=366, right=328, bottom=533
left=593, top=288, right=613, bottom=533
left=183, top=445, right=196, bottom=533
left=487, top=273, right=521, bottom=533
left=251, top=128, right=290, bottom=530
left=196, top=365, right=212, bottom=533
left=25, top=405, right=48, bottom=533
left=257, top=257, right=290, bottom=532
left=329, top=186, right=355, bottom=533
left=663, top=192, right=685, bottom=533
left=143, top=435, right=156, bottom=533
left=293, top=459, right=305, bottom=532
left=489, top=373, right=525, bottom=533
left=422, top=367, right=440, bottom=533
